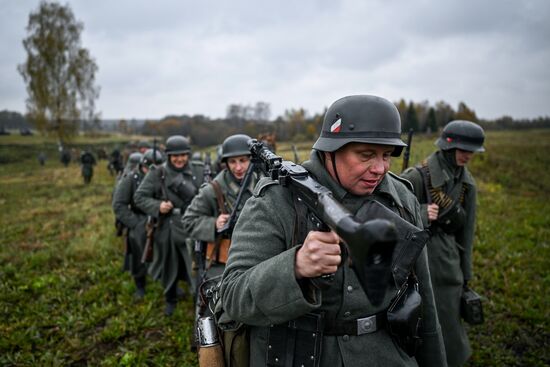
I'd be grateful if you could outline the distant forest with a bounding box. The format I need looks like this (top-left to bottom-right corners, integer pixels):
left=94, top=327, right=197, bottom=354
left=2, top=99, right=549, bottom=147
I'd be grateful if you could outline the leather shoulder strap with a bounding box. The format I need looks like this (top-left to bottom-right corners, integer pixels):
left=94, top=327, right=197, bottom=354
left=210, top=180, right=227, bottom=214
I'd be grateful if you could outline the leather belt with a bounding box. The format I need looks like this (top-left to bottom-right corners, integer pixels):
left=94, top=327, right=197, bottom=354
left=324, top=311, right=386, bottom=336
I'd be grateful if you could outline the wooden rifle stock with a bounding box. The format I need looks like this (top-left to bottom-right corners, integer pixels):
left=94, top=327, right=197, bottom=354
left=141, top=216, right=156, bottom=263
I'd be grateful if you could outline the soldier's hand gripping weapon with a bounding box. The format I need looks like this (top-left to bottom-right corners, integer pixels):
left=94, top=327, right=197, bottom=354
left=216, top=152, right=259, bottom=238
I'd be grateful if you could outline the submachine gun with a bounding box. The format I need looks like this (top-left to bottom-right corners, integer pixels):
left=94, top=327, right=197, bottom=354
left=249, top=139, right=431, bottom=356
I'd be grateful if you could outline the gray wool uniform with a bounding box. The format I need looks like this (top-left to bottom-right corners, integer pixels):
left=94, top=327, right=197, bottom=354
left=133, top=162, right=201, bottom=294
left=401, top=150, right=477, bottom=367
left=182, top=168, right=259, bottom=278
left=112, top=168, right=147, bottom=278
left=220, top=151, right=447, bottom=367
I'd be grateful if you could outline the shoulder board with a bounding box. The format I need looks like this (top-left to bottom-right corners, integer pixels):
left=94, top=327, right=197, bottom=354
left=387, top=171, right=414, bottom=192
left=253, top=177, right=279, bottom=197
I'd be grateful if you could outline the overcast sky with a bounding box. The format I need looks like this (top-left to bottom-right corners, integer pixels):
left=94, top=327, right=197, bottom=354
left=1, top=0, right=549, bottom=120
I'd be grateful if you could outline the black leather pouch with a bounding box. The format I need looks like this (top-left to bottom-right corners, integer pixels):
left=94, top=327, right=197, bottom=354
left=461, top=287, right=484, bottom=325
left=387, top=274, right=423, bottom=357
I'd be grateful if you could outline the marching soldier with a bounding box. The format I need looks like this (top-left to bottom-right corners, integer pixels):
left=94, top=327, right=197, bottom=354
left=182, top=134, right=260, bottom=279
left=220, top=95, right=446, bottom=366
left=112, top=149, right=163, bottom=299
left=134, top=135, right=203, bottom=316
left=80, top=150, right=96, bottom=184
left=401, top=120, right=485, bottom=367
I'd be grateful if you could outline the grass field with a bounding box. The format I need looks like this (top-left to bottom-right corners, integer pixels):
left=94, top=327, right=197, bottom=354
left=1, top=130, right=549, bottom=366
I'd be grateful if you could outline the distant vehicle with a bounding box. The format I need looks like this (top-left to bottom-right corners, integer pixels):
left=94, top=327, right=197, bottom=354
left=0, top=127, right=10, bottom=135
left=20, top=128, right=33, bottom=136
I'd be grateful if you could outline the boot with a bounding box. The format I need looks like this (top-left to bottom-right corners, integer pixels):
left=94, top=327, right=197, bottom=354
left=165, top=301, right=177, bottom=317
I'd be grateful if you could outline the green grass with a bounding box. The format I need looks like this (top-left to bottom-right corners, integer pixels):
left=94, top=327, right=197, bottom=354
left=1, top=130, right=549, bottom=366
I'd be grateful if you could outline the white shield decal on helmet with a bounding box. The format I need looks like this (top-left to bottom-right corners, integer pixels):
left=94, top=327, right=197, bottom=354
left=330, top=118, right=342, bottom=133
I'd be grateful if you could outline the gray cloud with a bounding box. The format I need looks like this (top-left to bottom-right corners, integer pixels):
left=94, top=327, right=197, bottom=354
left=1, top=0, right=549, bottom=120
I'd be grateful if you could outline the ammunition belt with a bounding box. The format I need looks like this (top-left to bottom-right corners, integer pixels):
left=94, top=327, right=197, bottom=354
left=421, top=160, right=466, bottom=209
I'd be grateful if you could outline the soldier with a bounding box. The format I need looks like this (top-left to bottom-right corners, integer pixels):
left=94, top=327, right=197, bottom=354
left=134, top=135, right=203, bottom=316
left=38, top=152, right=46, bottom=166
left=400, top=120, right=485, bottom=367
left=80, top=150, right=96, bottom=184
left=60, top=149, right=71, bottom=167
left=183, top=134, right=260, bottom=279
left=108, top=147, right=124, bottom=176
left=220, top=95, right=446, bottom=367
left=112, top=149, right=163, bottom=299
left=121, top=152, right=144, bottom=178
left=138, top=140, right=151, bottom=154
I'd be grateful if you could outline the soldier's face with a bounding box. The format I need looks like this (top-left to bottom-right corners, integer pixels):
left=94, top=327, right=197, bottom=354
left=227, top=155, right=251, bottom=180
left=326, top=143, right=394, bottom=196
left=169, top=153, right=189, bottom=169
left=455, top=149, right=474, bottom=166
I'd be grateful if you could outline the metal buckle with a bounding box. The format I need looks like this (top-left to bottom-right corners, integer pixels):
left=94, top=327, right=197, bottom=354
left=357, top=315, right=377, bottom=335
left=172, top=208, right=181, bottom=216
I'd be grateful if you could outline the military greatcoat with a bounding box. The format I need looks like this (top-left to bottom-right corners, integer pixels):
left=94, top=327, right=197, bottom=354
left=182, top=168, right=259, bottom=278
left=112, top=168, right=147, bottom=278
left=221, top=152, right=447, bottom=367
left=401, top=150, right=477, bottom=367
left=80, top=152, right=96, bottom=183
left=134, top=162, right=200, bottom=294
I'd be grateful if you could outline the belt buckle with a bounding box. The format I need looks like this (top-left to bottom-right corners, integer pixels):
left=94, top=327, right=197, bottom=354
left=357, top=315, right=377, bottom=335
left=172, top=208, right=181, bottom=216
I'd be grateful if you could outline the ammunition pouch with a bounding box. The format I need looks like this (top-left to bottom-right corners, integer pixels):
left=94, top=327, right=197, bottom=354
left=387, top=274, right=423, bottom=357
left=436, top=201, right=466, bottom=234
left=222, top=324, right=249, bottom=367
left=266, top=313, right=324, bottom=367
left=461, top=286, right=484, bottom=325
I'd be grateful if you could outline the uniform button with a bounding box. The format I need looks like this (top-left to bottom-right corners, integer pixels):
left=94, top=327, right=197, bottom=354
left=342, top=335, right=349, bottom=342
left=344, top=311, right=351, bottom=317
left=347, top=285, right=353, bottom=293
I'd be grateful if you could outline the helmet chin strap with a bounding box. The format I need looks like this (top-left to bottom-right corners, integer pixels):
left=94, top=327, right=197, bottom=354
left=330, top=151, right=342, bottom=186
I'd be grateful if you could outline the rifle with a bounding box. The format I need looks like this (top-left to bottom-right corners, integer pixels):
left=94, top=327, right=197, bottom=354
left=193, top=152, right=214, bottom=295
left=216, top=152, right=260, bottom=237
left=248, top=139, right=429, bottom=297
left=203, top=152, right=212, bottom=183
left=291, top=144, right=300, bottom=163
left=141, top=166, right=168, bottom=263
left=401, top=129, right=414, bottom=172
left=141, top=216, right=156, bottom=263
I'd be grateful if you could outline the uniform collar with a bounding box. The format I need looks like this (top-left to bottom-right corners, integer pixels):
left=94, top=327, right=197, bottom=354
left=428, top=151, right=474, bottom=188
left=222, top=168, right=258, bottom=195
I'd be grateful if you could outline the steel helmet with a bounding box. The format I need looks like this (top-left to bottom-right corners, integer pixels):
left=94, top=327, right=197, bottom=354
left=138, top=140, right=151, bottom=150
left=128, top=152, right=143, bottom=165
left=436, top=120, right=485, bottom=152
left=313, top=95, right=406, bottom=156
left=165, top=135, right=191, bottom=155
left=221, top=134, right=252, bottom=161
left=191, top=152, right=202, bottom=161
left=141, top=149, right=165, bottom=166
